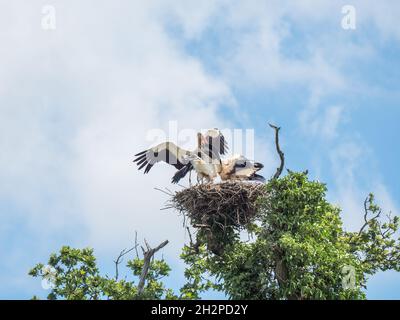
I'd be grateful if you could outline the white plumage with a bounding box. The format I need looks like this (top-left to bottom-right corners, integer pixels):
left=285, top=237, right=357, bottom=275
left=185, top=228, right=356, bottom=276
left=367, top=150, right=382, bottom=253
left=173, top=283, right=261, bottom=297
left=219, top=155, right=265, bottom=182
left=134, top=128, right=265, bottom=184
left=134, top=129, right=227, bottom=181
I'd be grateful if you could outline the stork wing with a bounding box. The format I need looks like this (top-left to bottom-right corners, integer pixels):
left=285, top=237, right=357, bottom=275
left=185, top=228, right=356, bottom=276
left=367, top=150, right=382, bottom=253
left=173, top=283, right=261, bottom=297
left=171, top=162, right=193, bottom=184
left=202, top=128, right=228, bottom=158
left=133, top=142, right=190, bottom=174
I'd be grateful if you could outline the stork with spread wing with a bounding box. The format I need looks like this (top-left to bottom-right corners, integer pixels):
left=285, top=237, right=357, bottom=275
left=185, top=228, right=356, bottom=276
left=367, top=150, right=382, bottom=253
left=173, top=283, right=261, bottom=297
left=134, top=129, right=227, bottom=182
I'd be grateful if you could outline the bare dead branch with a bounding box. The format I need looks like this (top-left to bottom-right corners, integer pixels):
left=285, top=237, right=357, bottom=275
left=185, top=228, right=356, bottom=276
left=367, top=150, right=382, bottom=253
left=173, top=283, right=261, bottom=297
left=186, top=226, right=200, bottom=254
left=269, top=123, right=285, bottom=179
left=114, top=246, right=137, bottom=281
left=358, top=195, right=382, bottom=236
left=114, top=231, right=141, bottom=280
left=186, top=226, right=194, bottom=246
left=137, top=239, right=169, bottom=296
left=134, top=231, right=139, bottom=258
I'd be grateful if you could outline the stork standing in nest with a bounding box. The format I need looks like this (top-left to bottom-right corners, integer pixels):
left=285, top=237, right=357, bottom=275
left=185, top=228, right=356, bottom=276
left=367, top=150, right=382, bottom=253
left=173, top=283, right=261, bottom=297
left=133, top=129, right=227, bottom=184
left=172, top=134, right=265, bottom=184
left=182, top=153, right=219, bottom=183
left=134, top=128, right=265, bottom=184
left=173, top=153, right=265, bottom=184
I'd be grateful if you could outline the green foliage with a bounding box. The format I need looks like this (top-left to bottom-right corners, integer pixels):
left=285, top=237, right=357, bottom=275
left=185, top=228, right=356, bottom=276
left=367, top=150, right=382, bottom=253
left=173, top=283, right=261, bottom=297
left=179, top=244, right=220, bottom=299
left=180, top=172, right=400, bottom=300
left=344, top=193, right=400, bottom=275
left=30, top=172, right=400, bottom=300
left=260, top=173, right=364, bottom=299
left=29, top=246, right=176, bottom=300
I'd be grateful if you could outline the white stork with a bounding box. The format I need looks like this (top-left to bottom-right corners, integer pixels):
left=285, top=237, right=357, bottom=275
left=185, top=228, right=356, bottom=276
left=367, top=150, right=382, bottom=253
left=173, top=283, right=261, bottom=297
left=134, top=128, right=227, bottom=182
left=219, top=155, right=265, bottom=182
left=181, top=153, right=219, bottom=183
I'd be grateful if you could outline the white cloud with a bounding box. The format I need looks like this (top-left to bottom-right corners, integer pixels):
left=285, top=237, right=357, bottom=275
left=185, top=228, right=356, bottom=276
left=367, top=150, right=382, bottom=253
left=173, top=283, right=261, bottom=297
left=0, top=1, right=235, bottom=259
left=1, top=0, right=399, bottom=297
left=162, top=0, right=400, bottom=142
left=157, top=0, right=221, bottom=39
left=0, top=3, right=283, bottom=294
left=329, top=140, right=399, bottom=231
left=300, top=102, right=344, bottom=141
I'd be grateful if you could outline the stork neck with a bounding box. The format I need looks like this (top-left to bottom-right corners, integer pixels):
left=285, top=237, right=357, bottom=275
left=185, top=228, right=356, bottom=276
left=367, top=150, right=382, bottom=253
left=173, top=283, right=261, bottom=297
left=197, top=133, right=202, bottom=149
left=216, top=159, right=222, bottom=174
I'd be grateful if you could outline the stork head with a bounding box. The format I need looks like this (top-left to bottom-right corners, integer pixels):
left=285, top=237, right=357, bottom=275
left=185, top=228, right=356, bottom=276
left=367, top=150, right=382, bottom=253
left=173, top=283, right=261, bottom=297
left=233, top=154, right=248, bottom=164
left=206, top=128, right=220, bottom=138
left=231, top=155, right=264, bottom=171
left=254, top=162, right=264, bottom=170
left=183, top=153, right=200, bottom=162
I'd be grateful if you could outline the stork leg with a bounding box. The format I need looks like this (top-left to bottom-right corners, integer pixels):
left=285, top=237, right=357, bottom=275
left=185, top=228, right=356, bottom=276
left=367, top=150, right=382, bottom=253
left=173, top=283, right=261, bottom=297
left=197, top=174, right=205, bottom=184
left=189, top=170, right=192, bottom=186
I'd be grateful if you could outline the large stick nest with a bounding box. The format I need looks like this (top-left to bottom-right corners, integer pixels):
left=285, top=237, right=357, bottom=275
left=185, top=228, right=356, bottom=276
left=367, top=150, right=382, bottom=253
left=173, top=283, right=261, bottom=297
left=171, top=181, right=267, bottom=231
left=170, top=181, right=267, bottom=255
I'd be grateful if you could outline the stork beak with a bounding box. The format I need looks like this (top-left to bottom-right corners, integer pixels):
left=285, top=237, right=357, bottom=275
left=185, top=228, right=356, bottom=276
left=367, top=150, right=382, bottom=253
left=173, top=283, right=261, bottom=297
left=254, top=162, right=264, bottom=170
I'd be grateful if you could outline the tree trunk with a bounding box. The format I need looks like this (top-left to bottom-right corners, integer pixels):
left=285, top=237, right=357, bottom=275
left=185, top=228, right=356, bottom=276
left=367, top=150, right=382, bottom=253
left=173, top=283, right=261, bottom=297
left=274, top=250, right=300, bottom=300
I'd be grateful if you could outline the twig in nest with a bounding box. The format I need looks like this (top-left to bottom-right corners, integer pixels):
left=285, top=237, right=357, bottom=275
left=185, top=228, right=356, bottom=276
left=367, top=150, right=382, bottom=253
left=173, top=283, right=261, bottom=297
left=154, top=187, right=174, bottom=196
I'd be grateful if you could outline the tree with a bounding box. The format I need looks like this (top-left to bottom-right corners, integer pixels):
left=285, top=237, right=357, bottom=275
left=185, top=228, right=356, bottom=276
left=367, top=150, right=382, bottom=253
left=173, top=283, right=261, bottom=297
left=181, top=172, right=400, bottom=299
left=29, top=127, right=400, bottom=300
left=29, top=240, right=176, bottom=300
left=177, top=126, right=400, bottom=299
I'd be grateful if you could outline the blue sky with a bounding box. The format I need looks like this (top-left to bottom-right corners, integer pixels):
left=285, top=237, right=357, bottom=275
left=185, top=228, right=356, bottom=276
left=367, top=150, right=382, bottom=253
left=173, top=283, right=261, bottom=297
left=0, top=1, right=399, bottom=299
